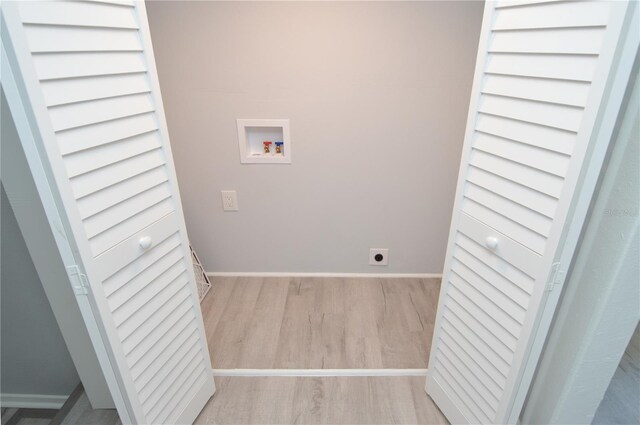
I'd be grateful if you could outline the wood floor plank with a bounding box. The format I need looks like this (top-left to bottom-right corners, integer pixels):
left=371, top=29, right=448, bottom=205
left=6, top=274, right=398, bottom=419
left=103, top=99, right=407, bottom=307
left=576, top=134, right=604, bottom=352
left=376, top=279, right=424, bottom=368
left=236, top=277, right=290, bottom=368
left=309, top=311, right=347, bottom=369
left=344, top=279, right=384, bottom=368
left=209, top=277, right=264, bottom=368
left=307, top=276, right=348, bottom=368
left=205, top=276, right=441, bottom=369
left=195, top=376, right=448, bottom=425
left=200, top=276, right=236, bottom=337
left=273, top=277, right=315, bottom=368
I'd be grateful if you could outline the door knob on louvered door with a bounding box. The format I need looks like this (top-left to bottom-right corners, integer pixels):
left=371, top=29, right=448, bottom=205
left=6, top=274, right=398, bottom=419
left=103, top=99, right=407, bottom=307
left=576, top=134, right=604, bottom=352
left=139, top=236, right=153, bottom=250
left=485, top=236, right=499, bottom=251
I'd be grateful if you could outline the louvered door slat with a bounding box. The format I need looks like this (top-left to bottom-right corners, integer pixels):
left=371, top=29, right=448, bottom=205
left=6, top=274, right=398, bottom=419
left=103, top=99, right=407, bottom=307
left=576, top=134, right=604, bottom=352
left=159, top=370, right=209, bottom=425
left=489, top=27, right=605, bottom=54
left=448, top=285, right=518, bottom=352
left=433, top=368, right=484, bottom=425
left=466, top=167, right=557, bottom=218
left=475, top=114, right=575, bottom=155
left=139, top=336, right=201, bottom=405
left=57, top=113, right=158, bottom=155
left=125, top=295, right=194, bottom=372
left=448, top=270, right=522, bottom=337
left=495, top=0, right=563, bottom=8
left=84, top=184, right=172, bottom=240
left=41, top=73, right=151, bottom=107
left=437, top=350, right=499, bottom=417
left=482, top=74, right=590, bottom=108
left=469, top=150, right=564, bottom=198
left=436, top=357, right=495, bottom=423
left=492, top=1, right=610, bottom=30
left=125, top=290, right=193, bottom=375
left=441, top=318, right=508, bottom=386
left=131, top=319, right=197, bottom=386
left=478, top=95, right=583, bottom=132
left=49, top=93, right=155, bottom=131
left=439, top=331, right=504, bottom=399
left=427, top=1, right=632, bottom=424
left=113, top=265, right=187, bottom=332
left=450, top=257, right=527, bottom=322
left=107, top=245, right=183, bottom=311
left=125, top=298, right=193, bottom=366
left=472, top=133, right=570, bottom=177
left=143, top=351, right=204, bottom=418
left=485, top=53, right=598, bottom=82
left=70, top=149, right=165, bottom=199
left=65, top=131, right=161, bottom=177
left=18, top=0, right=138, bottom=29
left=25, top=25, right=143, bottom=53
left=146, top=358, right=205, bottom=422
left=110, top=255, right=184, bottom=321
left=34, top=52, right=147, bottom=80
left=77, top=168, right=169, bottom=221
left=3, top=2, right=215, bottom=423
left=464, top=184, right=552, bottom=236
left=87, top=0, right=135, bottom=6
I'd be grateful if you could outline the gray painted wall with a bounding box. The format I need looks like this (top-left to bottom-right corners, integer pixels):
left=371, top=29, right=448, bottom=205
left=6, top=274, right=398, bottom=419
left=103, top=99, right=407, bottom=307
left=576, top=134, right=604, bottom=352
left=146, top=1, right=484, bottom=273
left=1, top=186, right=80, bottom=397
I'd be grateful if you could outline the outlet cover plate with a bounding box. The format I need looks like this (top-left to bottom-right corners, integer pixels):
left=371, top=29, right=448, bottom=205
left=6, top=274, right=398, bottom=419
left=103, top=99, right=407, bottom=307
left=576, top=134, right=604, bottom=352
left=221, top=190, right=238, bottom=211
left=369, top=248, right=389, bottom=266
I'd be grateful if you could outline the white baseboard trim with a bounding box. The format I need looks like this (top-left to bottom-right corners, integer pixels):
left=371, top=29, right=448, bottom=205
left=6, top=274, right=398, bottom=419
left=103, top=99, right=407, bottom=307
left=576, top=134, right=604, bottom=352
left=0, top=393, right=68, bottom=409
left=206, top=272, right=442, bottom=279
left=211, top=369, right=428, bottom=377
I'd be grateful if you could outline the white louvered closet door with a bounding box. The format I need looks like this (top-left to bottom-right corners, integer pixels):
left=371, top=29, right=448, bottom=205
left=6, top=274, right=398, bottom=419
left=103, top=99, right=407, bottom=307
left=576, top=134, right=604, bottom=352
left=2, top=1, right=214, bottom=424
left=426, top=1, right=636, bottom=424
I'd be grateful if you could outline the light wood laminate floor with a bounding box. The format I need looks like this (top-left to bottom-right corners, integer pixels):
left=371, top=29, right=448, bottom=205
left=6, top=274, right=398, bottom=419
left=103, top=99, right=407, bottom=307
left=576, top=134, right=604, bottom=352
left=201, top=277, right=441, bottom=369
left=195, top=376, right=448, bottom=425
left=38, top=377, right=447, bottom=425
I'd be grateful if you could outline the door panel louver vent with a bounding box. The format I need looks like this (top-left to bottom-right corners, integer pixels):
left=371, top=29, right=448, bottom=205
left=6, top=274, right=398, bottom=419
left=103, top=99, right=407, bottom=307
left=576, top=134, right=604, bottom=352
left=427, top=1, right=631, bottom=424
left=3, top=1, right=215, bottom=423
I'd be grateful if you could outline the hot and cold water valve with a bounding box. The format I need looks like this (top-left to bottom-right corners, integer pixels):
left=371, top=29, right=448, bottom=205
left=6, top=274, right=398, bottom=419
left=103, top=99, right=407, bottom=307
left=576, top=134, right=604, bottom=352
left=262, top=141, right=284, bottom=155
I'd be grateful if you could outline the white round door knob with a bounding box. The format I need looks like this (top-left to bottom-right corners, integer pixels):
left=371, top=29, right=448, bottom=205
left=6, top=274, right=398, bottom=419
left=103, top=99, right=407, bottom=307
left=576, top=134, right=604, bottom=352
left=485, top=236, right=499, bottom=250
left=139, top=236, right=153, bottom=250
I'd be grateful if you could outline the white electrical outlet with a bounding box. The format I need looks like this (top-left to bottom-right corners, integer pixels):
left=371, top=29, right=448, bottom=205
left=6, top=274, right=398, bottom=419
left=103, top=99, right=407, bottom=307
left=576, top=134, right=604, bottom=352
left=369, top=248, right=389, bottom=266
left=221, top=190, right=238, bottom=211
